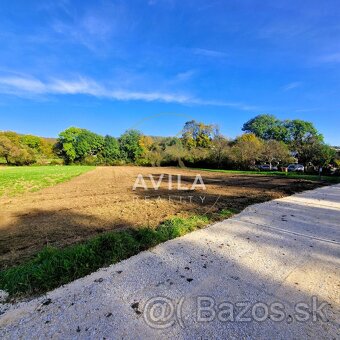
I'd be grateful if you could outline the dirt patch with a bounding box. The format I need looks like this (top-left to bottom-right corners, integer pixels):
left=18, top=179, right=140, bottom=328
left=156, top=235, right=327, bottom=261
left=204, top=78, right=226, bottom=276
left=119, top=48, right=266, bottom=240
left=0, top=166, right=324, bottom=268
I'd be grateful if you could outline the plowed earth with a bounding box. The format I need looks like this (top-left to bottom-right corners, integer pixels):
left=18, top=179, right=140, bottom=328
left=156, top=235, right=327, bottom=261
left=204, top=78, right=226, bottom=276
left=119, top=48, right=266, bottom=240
left=0, top=166, right=323, bottom=268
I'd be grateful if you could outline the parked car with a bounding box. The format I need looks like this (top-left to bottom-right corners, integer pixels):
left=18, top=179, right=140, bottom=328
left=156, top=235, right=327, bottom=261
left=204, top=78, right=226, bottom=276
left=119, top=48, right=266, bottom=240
left=287, top=164, right=305, bottom=172
left=258, top=164, right=278, bottom=171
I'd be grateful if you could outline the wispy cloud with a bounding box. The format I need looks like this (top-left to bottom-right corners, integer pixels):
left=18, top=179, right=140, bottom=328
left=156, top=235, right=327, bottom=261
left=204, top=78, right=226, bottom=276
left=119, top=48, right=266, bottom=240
left=282, top=81, right=302, bottom=91
left=0, top=75, right=256, bottom=110
left=0, top=76, right=189, bottom=103
left=51, top=16, right=113, bottom=51
left=0, top=77, right=46, bottom=93
left=173, top=70, right=196, bottom=82
left=193, top=48, right=228, bottom=58
left=189, top=98, right=258, bottom=111
left=317, top=52, right=340, bottom=64
left=48, top=2, right=130, bottom=53
left=294, top=108, right=320, bottom=113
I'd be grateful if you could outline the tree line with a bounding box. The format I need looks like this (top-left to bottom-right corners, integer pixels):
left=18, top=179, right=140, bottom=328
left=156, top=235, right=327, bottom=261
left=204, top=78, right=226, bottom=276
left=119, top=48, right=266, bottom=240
left=0, top=131, right=55, bottom=165
left=1, top=114, right=339, bottom=174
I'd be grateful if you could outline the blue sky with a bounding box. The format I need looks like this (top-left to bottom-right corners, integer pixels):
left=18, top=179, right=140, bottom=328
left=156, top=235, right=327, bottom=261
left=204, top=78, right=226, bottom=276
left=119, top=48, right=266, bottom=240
left=0, top=0, right=339, bottom=144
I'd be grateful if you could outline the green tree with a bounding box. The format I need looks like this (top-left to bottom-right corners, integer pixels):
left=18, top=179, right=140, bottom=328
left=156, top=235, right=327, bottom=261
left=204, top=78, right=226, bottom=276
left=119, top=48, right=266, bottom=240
left=297, top=137, right=335, bottom=166
left=157, top=136, right=180, bottom=150
left=119, top=129, right=143, bottom=162
left=242, top=114, right=286, bottom=140
left=75, top=130, right=105, bottom=161
left=243, top=115, right=323, bottom=146
left=21, top=135, right=42, bottom=150
left=164, top=142, right=190, bottom=167
left=56, top=127, right=85, bottom=164
left=284, top=119, right=323, bottom=146
left=101, top=135, right=121, bottom=164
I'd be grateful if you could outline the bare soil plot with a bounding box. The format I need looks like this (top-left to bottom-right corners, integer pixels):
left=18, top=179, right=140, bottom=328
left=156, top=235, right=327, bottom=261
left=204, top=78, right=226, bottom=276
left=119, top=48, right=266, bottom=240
left=0, top=166, right=324, bottom=268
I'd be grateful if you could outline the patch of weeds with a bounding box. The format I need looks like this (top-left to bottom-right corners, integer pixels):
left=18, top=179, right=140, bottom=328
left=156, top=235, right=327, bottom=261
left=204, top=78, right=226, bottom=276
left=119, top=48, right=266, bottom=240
left=219, top=208, right=239, bottom=218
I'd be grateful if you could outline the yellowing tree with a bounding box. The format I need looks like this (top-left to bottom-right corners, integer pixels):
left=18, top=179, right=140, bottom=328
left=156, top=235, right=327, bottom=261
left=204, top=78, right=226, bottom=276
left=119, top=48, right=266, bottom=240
left=139, top=136, right=154, bottom=154
left=230, top=133, right=263, bottom=169
left=182, top=120, right=216, bottom=148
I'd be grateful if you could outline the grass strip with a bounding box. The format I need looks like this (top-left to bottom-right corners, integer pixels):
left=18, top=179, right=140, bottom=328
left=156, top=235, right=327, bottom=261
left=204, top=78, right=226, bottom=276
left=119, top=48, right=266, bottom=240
left=0, top=213, right=232, bottom=299
left=196, top=168, right=340, bottom=183
left=0, top=166, right=95, bottom=197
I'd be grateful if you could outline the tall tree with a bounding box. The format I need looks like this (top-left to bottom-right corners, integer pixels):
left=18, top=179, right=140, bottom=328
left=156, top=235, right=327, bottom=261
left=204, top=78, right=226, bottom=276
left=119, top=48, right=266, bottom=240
left=0, top=136, right=14, bottom=164
left=182, top=120, right=217, bottom=148
left=139, top=136, right=154, bottom=154
left=101, top=135, right=121, bottom=164
left=210, top=135, right=230, bottom=168
left=242, top=114, right=286, bottom=140
left=75, top=130, right=105, bottom=160
left=243, top=115, right=323, bottom=146
left=57, top=127, right=85, bottom=164
left=119, top=129, right=143, bottom=162
left=284, top=119, right=323, bottom=145
left=21, top=135, right=42, bottom=150
left=297, top=137, right=335, bottom=166
left=230, top=133, right=263, bottom=169
left=0, top=134, right=36, bottom=165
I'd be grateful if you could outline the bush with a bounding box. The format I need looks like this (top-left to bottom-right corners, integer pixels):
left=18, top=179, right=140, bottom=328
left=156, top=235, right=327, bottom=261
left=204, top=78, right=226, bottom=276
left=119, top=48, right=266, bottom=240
left=135, top=157, right=152, bottom=166
left=49, top=159, right=64, bottom=166
left=81, top=155, right=100, bottom=165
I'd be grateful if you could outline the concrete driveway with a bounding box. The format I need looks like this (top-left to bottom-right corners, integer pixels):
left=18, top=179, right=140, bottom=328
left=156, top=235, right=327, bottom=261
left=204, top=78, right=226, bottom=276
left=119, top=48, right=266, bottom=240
left=1, top=184, right=339, bottom=339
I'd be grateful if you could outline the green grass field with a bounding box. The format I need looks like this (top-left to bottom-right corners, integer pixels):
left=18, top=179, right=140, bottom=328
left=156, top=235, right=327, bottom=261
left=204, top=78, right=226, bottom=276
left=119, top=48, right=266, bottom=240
left=0, top=166, right=95, bottom=198
left=197, top=168, right=340, bottom=183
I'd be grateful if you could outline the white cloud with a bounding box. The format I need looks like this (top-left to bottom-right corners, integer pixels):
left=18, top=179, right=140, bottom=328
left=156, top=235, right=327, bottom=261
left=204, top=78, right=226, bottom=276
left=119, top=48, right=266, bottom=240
left=0, top=75, right=256, bottom=110
left=282, top=82, right=302, bottom=91
left=0, top=77, right=46, bottom=93
left=193, top=48, right=228, bottom=58
left=49, top=78, right=102, bottom=95
left=0, top=76, right=189, bottom=103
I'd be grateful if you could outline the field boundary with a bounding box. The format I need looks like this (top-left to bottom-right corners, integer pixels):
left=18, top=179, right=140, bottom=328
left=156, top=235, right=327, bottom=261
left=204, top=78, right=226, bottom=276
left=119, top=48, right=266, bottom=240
left=195, top=168, right=340, bottom=183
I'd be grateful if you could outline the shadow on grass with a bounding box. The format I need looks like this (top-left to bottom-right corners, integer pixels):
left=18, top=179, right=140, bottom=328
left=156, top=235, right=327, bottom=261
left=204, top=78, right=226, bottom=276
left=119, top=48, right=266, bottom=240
left=0, top=212, right=211, bottom=298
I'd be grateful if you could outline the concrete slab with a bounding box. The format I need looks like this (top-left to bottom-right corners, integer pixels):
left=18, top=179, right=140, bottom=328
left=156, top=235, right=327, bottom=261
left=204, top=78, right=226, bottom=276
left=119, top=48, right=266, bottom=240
left=1, top=184, right=339, bottom=339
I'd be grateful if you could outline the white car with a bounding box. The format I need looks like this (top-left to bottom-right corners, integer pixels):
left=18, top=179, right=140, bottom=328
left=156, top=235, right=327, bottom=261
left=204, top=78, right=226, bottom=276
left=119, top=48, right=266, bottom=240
left=287, top=164, right=305, bottom=172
